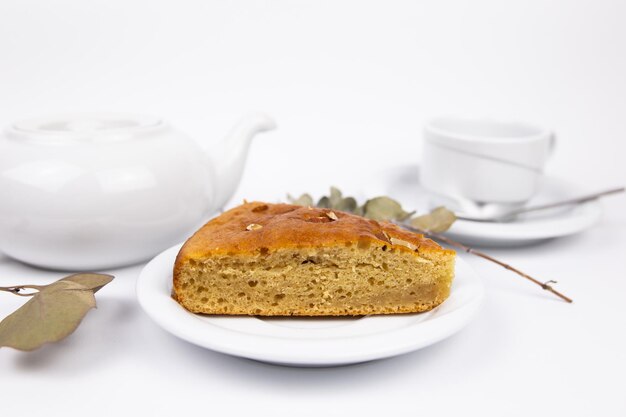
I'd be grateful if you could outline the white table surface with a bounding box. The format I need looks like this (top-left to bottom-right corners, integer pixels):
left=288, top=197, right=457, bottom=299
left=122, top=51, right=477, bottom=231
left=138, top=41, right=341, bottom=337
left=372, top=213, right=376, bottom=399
left=1, top=1, right=625, bottom=416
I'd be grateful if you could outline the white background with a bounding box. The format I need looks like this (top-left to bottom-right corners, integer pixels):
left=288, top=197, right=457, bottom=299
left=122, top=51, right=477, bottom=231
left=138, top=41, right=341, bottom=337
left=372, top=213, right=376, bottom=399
left=1, top=1, right=625, bottom=416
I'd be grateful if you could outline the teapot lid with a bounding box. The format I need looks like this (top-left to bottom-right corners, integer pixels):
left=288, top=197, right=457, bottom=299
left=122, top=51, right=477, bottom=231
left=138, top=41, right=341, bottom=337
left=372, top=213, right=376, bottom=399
left=8, top=113, right=164, bottom=143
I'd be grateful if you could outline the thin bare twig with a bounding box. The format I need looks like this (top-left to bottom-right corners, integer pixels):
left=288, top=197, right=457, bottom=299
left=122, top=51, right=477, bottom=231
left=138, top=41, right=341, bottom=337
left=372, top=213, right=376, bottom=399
left=396, top=222, right=573, bottom=303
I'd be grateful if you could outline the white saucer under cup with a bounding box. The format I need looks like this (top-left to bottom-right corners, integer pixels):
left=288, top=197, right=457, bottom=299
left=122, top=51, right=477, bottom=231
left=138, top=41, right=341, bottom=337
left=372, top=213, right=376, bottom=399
left=367, top=165, right=602, bottom=248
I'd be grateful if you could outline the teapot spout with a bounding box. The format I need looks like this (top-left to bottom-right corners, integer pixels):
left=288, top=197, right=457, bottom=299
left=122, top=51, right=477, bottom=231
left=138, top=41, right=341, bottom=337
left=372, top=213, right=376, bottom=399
left=211, top=113, right=276, bottom=210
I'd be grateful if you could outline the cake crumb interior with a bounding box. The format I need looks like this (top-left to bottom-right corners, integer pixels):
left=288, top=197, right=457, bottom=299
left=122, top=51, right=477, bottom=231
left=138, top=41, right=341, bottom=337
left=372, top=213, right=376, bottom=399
left=174, top=242, right=454, bottom=316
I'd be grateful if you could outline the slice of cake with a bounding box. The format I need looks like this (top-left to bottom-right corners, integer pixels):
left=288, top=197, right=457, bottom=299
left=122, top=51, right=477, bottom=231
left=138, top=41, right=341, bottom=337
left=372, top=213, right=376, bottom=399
left=173, top=202, right=455, bottom=316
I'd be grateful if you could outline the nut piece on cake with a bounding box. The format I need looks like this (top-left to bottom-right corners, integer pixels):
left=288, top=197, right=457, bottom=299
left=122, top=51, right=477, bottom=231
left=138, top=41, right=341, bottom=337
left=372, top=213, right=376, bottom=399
left=173, top=202, right=455, bottom=316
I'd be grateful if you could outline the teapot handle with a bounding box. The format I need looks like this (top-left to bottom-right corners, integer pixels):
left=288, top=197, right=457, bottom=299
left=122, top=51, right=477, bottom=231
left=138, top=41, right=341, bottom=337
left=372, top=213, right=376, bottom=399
left=211, top=113, right=277, bottom=211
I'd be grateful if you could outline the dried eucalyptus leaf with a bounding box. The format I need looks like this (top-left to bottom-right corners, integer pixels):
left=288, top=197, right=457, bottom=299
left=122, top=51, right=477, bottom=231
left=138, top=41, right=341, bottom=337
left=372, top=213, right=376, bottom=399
left=59, top=273, right=114, bottom=294
left=288, top=193, right=314, bottom=207
left=336, top=197, right=357, bottom=213
left=329, top=186, right=343, bottom=207
left=316, top=186, right=358, bottom=213
left=363, top=197, right=412, bottom=221
left=0, top=281, right=97, bottom=351
left=317, top=196, right=331, bottom=208
left=410, top=206, right=457, bottom=232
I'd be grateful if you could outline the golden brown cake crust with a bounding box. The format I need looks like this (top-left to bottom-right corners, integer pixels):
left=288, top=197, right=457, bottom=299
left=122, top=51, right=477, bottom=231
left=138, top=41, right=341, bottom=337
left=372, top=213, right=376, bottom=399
left=175, top=202, right=449, bottom=262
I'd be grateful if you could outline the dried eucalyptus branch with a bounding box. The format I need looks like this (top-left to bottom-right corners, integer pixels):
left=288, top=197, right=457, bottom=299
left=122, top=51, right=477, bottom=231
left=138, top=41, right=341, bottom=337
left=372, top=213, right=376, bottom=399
left=289, top=186, right=575, bottom=304
left=397, top=222, right=573, bottom=303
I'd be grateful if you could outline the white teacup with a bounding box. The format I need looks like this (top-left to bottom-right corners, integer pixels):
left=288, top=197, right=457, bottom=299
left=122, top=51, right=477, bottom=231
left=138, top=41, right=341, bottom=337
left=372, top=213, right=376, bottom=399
left=421, top=117, right=555, bottom=211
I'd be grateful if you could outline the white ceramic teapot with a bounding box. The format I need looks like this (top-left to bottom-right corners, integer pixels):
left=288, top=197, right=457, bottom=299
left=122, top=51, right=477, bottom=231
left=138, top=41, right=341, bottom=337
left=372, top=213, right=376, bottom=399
left=0, top=113, right=276, bottom=270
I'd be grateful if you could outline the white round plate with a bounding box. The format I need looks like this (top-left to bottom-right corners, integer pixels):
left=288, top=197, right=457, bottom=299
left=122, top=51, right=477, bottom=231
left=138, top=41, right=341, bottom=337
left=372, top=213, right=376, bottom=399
left=367, top=165, right=602, bottom=247
left=136, top=244, right=484, bottom=367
